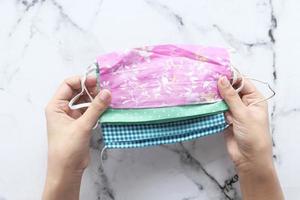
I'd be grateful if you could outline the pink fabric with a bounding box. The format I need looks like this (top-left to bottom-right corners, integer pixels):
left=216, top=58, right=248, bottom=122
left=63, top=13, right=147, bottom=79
left=96, top=44, right=233, bottom=108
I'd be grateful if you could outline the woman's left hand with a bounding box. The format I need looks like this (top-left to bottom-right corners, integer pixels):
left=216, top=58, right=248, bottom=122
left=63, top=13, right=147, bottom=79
left=43, top=76, right=111, bottom=200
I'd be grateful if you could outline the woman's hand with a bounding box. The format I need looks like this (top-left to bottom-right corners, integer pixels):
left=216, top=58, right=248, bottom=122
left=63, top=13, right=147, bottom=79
left=218, top=76, right=284, bottom=200
left=43, top=76, right=111, bottom=200
left=218, top=76, right=272, bottom=172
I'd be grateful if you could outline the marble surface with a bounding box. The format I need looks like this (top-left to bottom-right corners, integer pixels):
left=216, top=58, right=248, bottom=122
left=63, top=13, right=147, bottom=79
left=0, top=0, right=300, bottom=199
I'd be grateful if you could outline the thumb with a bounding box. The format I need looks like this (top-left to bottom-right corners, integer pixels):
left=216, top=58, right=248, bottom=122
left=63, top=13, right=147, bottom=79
left=218, top=76, right=246, bottom=116
left=79, top=89, right=111, bottom=130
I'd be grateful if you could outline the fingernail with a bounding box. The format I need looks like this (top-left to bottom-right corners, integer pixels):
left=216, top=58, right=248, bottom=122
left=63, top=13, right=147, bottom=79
left=98, top=89, right=111, bottom=103
left=220, top=76, right=229, bottom=87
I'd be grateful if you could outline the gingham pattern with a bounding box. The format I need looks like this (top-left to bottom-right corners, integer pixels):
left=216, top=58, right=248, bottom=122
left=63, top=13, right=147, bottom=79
left=101, top=113, right=227, bottom=148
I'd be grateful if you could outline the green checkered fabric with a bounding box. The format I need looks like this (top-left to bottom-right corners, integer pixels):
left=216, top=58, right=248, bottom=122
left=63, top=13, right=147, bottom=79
left=101, top=113, right=227, bottom=148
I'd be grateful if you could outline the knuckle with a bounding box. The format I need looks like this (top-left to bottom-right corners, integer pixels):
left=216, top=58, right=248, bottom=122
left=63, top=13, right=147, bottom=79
left=62, top=78, right=70, bottom=85
left=56, top=101, right=70, bottom=112
left=63, top=77, right=69, bottom=83
left=63, top=76, right=79, bottom=83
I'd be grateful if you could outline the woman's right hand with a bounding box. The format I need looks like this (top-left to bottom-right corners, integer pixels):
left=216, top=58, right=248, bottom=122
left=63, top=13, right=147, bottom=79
left=218, top=76, right=273, bottom=172
left=218, top=76, right=284, bottom=200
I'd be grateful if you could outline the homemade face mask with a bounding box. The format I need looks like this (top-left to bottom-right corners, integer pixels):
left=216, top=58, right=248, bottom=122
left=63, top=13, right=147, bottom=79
left=101, top=113, right=227, bottom=148
left=97, top=44, right=239, bottom=108
left=69, top=44, right=253, bottom=150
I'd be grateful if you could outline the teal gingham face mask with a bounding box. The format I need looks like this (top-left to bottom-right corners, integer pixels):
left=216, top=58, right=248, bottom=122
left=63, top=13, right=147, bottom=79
left=99, top=100, right=230, bottom=149
left=101, top=112, right=227, bottom=149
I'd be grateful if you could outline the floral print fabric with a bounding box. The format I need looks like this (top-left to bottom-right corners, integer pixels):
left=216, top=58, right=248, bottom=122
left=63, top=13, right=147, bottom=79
left=97, top=44, right=233, bottom=109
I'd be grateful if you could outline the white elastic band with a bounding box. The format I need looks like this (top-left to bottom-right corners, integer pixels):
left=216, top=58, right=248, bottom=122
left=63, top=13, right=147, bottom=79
left=234, top=76, right=245, bottom=93
left=230, top=64, right=238, bottom=85
left=244, top=77, right=276, bottom=106
left=229, top=63, right=275, bottom=105
left=68, top=75, right=93, bottom=109
left=230, top=65, right=245, bottom=93
left=68, top=64, right=99, bottom=129
left=100, top=146, right=108, bottom=168
left=229, top=63, right=275, bottom=106
left=68, top=65, right=96, bottom=110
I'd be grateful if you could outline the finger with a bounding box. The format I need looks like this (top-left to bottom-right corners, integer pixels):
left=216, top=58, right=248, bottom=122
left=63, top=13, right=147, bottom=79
left=78, top=89, right=111, bottom=131
left=53, top=76, right=81, bottom=101
left=77, top=86, right=98, bottom=103
left=73, top=86, right=99, bottom=114
left=240, top=79, right=266, bottom=106
left=85, top=76, right=98, bottom=88
left=79, top=84, right=98, bottom=103
left=224, top=112, right=233, bottom=125
left=53, top=75, right=98, bottom=102
left=240, top=79, right=261, bottom=97
left=68, top=109, right=83, bottom=119
left=86, top=86, right=98, bottom=98
left=218, top=76, right=246, bottom=116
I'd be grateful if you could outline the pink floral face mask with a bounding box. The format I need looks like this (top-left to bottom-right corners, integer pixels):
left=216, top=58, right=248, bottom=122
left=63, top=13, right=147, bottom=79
left=96, top=44, right=240, bottom=109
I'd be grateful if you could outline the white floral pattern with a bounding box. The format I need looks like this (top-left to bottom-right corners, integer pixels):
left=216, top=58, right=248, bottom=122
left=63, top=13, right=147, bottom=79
left=96, top=44, right=233, bottom=108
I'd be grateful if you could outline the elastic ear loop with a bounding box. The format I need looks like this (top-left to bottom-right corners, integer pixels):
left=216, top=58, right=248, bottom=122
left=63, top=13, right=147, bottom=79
left=100, top=145, right=108, bottom=169
left=231, top=65, right=245, bottom=93
left=68, top=64, right=99, bottom=129
left=244, top=77, right=276, bottom=106
left=230, top=65, right=275, bottom=105
left=231, top=67, right=275, bottom=105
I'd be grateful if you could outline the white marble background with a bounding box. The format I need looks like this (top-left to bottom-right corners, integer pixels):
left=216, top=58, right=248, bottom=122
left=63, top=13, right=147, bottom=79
left=0, top=0, right=300, bottom=199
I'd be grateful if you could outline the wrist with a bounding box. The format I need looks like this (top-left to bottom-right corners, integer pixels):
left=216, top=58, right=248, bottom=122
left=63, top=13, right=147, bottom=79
left=238, top=159, right=275, bottom=180
left=238, top=161, right=284, bottom=200
left=43, top=166, right=84, bottom=200
left=236, top=155, right=274, bottom=176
